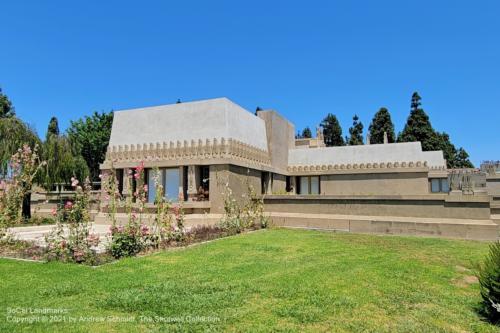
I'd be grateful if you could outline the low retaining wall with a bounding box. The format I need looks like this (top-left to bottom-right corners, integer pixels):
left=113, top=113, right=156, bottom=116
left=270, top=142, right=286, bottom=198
left=264, top=195, right=498, bottom=241
left=263, top=195, right=491, bottom=220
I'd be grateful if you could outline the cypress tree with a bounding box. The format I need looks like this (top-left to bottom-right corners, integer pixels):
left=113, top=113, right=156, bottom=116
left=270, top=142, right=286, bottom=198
left=347, top=114, right=364, bottom=145
left=320, top=113, right=344, bottom=146
left=397, top=92, right=436, bottom=151
left=368, top=107, right=395, bottom=144
left=46, top=116, right=60, bottom=140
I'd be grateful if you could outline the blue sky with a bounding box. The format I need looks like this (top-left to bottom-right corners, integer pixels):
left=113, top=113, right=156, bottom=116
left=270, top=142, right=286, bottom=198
left=1, top=0, right=498, bottom=165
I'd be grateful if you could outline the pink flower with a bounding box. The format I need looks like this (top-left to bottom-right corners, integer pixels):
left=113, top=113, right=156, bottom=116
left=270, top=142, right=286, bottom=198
left=143, top=184, right=148, bottom=192
left=64, top=201, right=73, bottom=210
left=71, top=177, right=79, bottom=187
left=51, top=208, right=57, bottom=217
left=140, top=224, right=149, bottom=236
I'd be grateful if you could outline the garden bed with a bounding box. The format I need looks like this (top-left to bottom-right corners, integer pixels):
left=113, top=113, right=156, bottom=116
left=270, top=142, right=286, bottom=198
left=0, top=223, right=264, bottom=266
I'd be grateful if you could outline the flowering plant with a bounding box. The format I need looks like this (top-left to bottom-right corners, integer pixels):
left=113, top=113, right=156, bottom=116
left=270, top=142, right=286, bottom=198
left=0, top=144, right=45, bottom=236
left=45, top=177, right=100, bottom=264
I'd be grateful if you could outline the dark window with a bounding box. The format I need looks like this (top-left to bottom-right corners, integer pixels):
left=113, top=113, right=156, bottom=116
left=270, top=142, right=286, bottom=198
left=285, top=176, right=292, bottom=192
left=117, top=169, right=124, bottom=195
left=298, top=176, right=320, bottom=195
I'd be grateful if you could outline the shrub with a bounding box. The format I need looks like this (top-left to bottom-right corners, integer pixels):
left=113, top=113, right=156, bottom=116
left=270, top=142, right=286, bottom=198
left=477, top=241, right=500, bottom=324
left=109, top=225, right=143, bottom=258
left=0, top=144, right=45, bottom=236
left=45, top=177, right=100, bottom=264
left=217, top=172, right=268, bottom=234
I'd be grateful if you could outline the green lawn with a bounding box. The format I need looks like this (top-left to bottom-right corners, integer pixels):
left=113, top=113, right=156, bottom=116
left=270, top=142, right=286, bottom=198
left=0, top=228, right=497, bottom=332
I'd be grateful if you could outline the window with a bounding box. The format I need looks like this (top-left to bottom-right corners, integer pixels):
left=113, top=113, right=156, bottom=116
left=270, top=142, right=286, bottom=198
left=298, top=176, right=320, bottom=195
left=430, top=178, right=449, bottom=193
left=147, top=168, right=180, bottom=203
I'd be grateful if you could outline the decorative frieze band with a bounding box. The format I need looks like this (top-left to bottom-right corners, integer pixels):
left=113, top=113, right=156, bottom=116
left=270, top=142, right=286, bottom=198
left=287, top=161, right=442, bottom=174
left=105, top=138, right=271, bottom=166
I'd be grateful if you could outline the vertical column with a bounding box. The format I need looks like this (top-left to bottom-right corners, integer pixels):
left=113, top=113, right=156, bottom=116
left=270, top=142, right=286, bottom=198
left=187, top=165, right=199, bottom=201
left=179, top=166, right=185, bottom=201
left=122, top=168, right=130, bottom=197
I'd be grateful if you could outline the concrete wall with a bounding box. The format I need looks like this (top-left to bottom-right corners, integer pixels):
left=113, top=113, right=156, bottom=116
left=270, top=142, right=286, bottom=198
left=486, top=175, right=500, bottom=196
left=209, top=164, right=261, bottom=213
left=319, top=172, right=430, bottom=196
left=272, top=174, right=287, bottom=194
left=263, top=195, right=491, bottom=220
left=257, top=110, right=295, bottom=172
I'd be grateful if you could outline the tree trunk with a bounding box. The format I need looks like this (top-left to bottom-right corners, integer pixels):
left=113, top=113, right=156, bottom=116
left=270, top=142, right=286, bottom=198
left=22, top=192, right=31, bottom=221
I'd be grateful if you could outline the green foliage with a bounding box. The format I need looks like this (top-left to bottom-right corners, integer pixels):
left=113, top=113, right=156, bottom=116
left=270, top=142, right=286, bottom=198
left=397, top=92, right=437, bottom=151
left=455, top=148, right=474, bottom=168
left=368, top=107, right=395, bottom=144
left=397, top=92, right=474, bottom=168
left=477, top=241, right=500, bottom=324
left=0, top=117, right=40, bottom=177
left=0, top=145, right=45, bottom=234
left=0, top=87, right=15, bottom=118
left=301, top=127, right=312, bottom=138
left=45, top=178, right=100, bottom=264
left=46, top=116, right=60, bottom=139
left=320, top=113, right=344, bottom=146
left=67, top=111, right=113, bottom=181
left=38, top=133, right=89, bottom=190
left=109, top=227, right=143, bottom=259
left=347, top=114, right=364, bottom=145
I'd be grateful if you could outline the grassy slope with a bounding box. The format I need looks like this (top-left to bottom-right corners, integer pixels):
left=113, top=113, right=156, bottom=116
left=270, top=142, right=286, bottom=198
left=0, top=229, right=497, bottom=332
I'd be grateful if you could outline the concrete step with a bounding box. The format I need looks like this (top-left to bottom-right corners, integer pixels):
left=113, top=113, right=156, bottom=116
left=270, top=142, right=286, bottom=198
left=267, top=212, right=499, bottom=241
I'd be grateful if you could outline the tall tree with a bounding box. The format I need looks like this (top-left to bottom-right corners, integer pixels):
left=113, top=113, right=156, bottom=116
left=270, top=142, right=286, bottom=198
left=67, top=111, right=113, bottom=181
left=368, top=107, right=395, bottom=144
left=347, top=114, right=364, bottom=145
left=301, top=127, right=312, bottom=139
left=454, top=148, right=474, bottom=168
left=320, top=113, right=344, bottom=146
left=46, top=116, right=60, bottom=139
left=397, top=92, right=436, bottom=151
left=0, top=87, right=15, bottom=118
left=431, top=132, right=457, bottom=168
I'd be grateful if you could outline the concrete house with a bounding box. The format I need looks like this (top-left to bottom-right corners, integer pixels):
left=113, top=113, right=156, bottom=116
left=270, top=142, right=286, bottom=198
left=99, top=98, right=498, bottom=240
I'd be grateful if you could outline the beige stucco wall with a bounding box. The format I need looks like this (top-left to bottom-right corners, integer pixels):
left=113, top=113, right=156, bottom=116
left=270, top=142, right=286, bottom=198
left=272, top=174, right=287, bottom=194
left=486, top=176, right=500, bottom=196
left=263, top=195, right=491, bottom=220
left=257, top=110, right=295, bottom=172
left=319, top=172, right=430, bottom=196
left=209, top=164, right=262, bottom=213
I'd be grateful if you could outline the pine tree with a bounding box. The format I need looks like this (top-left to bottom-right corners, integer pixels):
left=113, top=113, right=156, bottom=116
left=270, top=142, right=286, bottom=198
left=397, top=92, right=436, bottom=151
left=368, top=107, right=395, bottom=144
left=455, top=148, right=474, bottom=168
left=432, top=132, right=458, bottom=168
left=320, top=113, right=344, bottom=146
left=347, top=114, right=363, bottom=145
left=46, top=116, right=60, bottom=139
left=0, top=87, right=15, bottom=118
left=301, top=127, right=312, bottom=139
